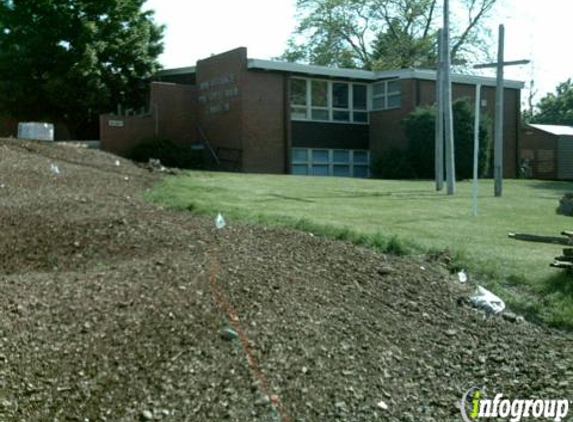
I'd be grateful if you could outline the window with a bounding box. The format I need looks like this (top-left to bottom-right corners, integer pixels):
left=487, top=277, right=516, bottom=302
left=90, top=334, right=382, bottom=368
left=332, top=83, right=349, bottom=122
left=311, top=80, right=329, bottom=120
left=291, top=148, right=370, bottom=178
left=290, top=78, right=307, bottom=119
left=353, top=84, right=368, bottom=123
left=290, top=78, right=369, bottom=124
left=371, top=79, right=402, bottom=110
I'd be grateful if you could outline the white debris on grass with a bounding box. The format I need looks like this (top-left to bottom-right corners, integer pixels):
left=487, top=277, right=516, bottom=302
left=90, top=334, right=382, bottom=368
left=470, top=286, right=505, bottom=314
left=50, top=163, right=60, bottom=175
left=458, top=269, right=468, bottom=283
left=377, top=400, right=389, bottom=410
left=215, top=213, right=226, bottom=230
left=115, top=159, right=121, bottom=167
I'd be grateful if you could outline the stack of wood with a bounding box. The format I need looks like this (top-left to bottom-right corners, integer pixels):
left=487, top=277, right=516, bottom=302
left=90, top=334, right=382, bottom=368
left=508, top=231, right=573, bottom=272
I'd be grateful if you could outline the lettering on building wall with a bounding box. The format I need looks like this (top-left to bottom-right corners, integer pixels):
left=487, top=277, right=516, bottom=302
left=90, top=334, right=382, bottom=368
left=198, top=73, right=238, bottom=115
left=108, top=120, right=124, bottom=127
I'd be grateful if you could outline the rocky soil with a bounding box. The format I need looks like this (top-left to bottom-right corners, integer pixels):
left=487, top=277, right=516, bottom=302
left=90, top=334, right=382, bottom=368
left=0, top=139, right=571, bottom=422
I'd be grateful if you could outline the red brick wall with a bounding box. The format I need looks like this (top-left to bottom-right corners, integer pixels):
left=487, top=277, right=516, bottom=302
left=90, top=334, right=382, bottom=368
left=369, top=79, right=416, bottom=156
left=151, top=82, right=197, bottom=147
left=196, top=48, right=245, bottom=169
left=370, top=78, right=521, bottom=177
left=100, top=113, right=155, bottom=156
left=196, top=47, right=287, bottom=174
left=242, top=71, right=286, bottom=173
left=100, top=82, right=197, bottom=157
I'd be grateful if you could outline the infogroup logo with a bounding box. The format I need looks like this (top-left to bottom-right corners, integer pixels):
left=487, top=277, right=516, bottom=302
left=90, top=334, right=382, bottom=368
left=460, top=387, right=570, bottom=422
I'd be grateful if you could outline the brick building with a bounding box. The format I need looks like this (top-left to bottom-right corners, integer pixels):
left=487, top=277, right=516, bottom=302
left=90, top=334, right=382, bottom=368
left=100, top=47, right=524, bottom=177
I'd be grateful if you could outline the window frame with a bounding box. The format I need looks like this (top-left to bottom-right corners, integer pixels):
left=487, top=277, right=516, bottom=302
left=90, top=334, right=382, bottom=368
left=371, top=79, right=402, bottom=111
left=290, top=77, right=370, bottom=125
left=291, top=148, right=371, bottom=178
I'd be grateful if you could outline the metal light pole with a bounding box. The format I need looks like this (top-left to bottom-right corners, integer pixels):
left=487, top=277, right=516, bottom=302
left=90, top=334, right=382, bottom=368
left=443, top=0, right=456, bottom=195
left=473, top=85, right=481, bottom=217
left=435, top=29, right=444, bottom=192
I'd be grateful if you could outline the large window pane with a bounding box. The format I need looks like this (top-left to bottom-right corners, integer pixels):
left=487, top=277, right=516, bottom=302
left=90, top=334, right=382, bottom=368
left=388, top=95, right=401, bottom=108
left=388, top=80, right=401, bottom=94
left=291, top=79, right=307, bottom=106
left=333, top=165, right=350, bottom=177
left=312, top=165, right=329, bottom=176
left=332, top=83, right=349, bottom=108
left=311, top=80, right=328, bottom=107
left=333, top=110, right=350, bottom=122
left=292, top=148, right=308, bottom=163
left=311, top=109, right=329, bottom=120
left=373, top=83, right=386, bottom=96
left=333, top=150, right=350, bottom=163
left=312, top=150, right=329, bottom=163
left=353, top=85, right=367, bottom=110
left=292, top=164, right=308, bottom=175
left=372, top=97, right=385, bottom=110
left=291, top=106, right=307, bottom=119
left=353, top=150, right=368, bottom=164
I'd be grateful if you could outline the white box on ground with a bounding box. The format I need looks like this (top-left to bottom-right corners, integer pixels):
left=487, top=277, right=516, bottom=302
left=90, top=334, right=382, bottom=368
left=18, top=122, right=54, bottom=141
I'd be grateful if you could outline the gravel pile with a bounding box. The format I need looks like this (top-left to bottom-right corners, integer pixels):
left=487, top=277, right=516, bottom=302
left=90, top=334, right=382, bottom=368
left=0, top=139, right=571, bottom=422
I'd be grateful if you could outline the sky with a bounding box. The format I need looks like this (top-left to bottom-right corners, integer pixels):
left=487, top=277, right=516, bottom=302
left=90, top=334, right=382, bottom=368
left=144, top=0, right=572, bottom=106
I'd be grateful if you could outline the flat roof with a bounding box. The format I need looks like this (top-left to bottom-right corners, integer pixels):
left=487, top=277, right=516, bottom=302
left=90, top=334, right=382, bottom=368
left=247, top=59, right=376, bottom=81
left=156, top=58, right=524, bottom=89
left=528, top=124, right=573, bottom=136
left=247, top=58, right=524, bottom=89
left=156, top=66, right=196, bottom=77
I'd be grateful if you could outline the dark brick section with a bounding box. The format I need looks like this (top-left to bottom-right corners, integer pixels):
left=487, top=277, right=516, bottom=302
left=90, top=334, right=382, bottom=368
left=292, top=121, right=369, bottom=150
left=242, top=70, right=286, bottom=173
left=100, top=82, right=197, bottom=157
left=370, top=79, right=521, bottom=177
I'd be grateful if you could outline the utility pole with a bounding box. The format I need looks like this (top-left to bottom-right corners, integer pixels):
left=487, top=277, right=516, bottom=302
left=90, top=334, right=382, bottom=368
left=435, top=29, right=444, bottom=192
left=473, top=84, right=481, bottom=217
left=474, top=24, right=529, bottom=197
left=443, top=0, right=456, bottom=195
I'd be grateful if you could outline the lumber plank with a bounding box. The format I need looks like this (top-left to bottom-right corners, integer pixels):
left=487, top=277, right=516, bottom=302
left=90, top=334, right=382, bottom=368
left=508, top=232, right=573, bottom=246
left=551, top=262, right=573, bottom=270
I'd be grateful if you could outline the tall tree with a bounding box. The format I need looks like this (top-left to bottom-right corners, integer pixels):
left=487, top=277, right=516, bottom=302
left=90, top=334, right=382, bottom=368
left=530, top=79, right=573, bottom=126
left=0, top=0, right=164, bottom=137
left=281, top=0, right=498, bottom=70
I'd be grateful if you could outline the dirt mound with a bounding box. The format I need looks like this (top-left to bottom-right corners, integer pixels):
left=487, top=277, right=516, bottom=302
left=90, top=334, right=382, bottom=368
left=0, top=139, right=572, bottom=422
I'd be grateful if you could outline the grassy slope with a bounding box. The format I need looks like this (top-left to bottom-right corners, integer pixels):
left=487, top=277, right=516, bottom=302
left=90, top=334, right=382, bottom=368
left=148, top=172, right=573, bottom=328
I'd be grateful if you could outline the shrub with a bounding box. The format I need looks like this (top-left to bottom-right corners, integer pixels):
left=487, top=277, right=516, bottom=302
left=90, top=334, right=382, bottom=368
left=403, top=100, right=492, bottom=180
left=130, top=137, right=204, bottom=169
left=371, top=148, right=415, bottom=179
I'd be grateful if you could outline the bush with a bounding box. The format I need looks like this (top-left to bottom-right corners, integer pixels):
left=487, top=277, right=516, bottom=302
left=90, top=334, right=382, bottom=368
left=371, top=148, right=415, bottom=179
left=403, top=100, right=492, bottom=179
left=130, top=137, right=204, bottom=169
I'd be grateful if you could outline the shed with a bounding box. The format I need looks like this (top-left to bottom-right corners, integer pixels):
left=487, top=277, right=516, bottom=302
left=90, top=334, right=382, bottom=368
left=521, top=124, right=573, bottom=180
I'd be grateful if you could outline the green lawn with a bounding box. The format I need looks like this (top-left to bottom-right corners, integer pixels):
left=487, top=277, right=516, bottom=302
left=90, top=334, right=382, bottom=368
left=147, top=172, right=573, bottom=329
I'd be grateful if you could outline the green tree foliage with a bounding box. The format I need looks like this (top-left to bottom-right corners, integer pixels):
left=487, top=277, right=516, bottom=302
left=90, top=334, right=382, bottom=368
left=403, top=100, right=491, bottom=179
left=0, top=0, right=164, bottom=136
left=282, top=0, right=497, bottom=70
left=531, top=79, right=573, bottom=126
left=373, top=99, right=491, bottom=179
